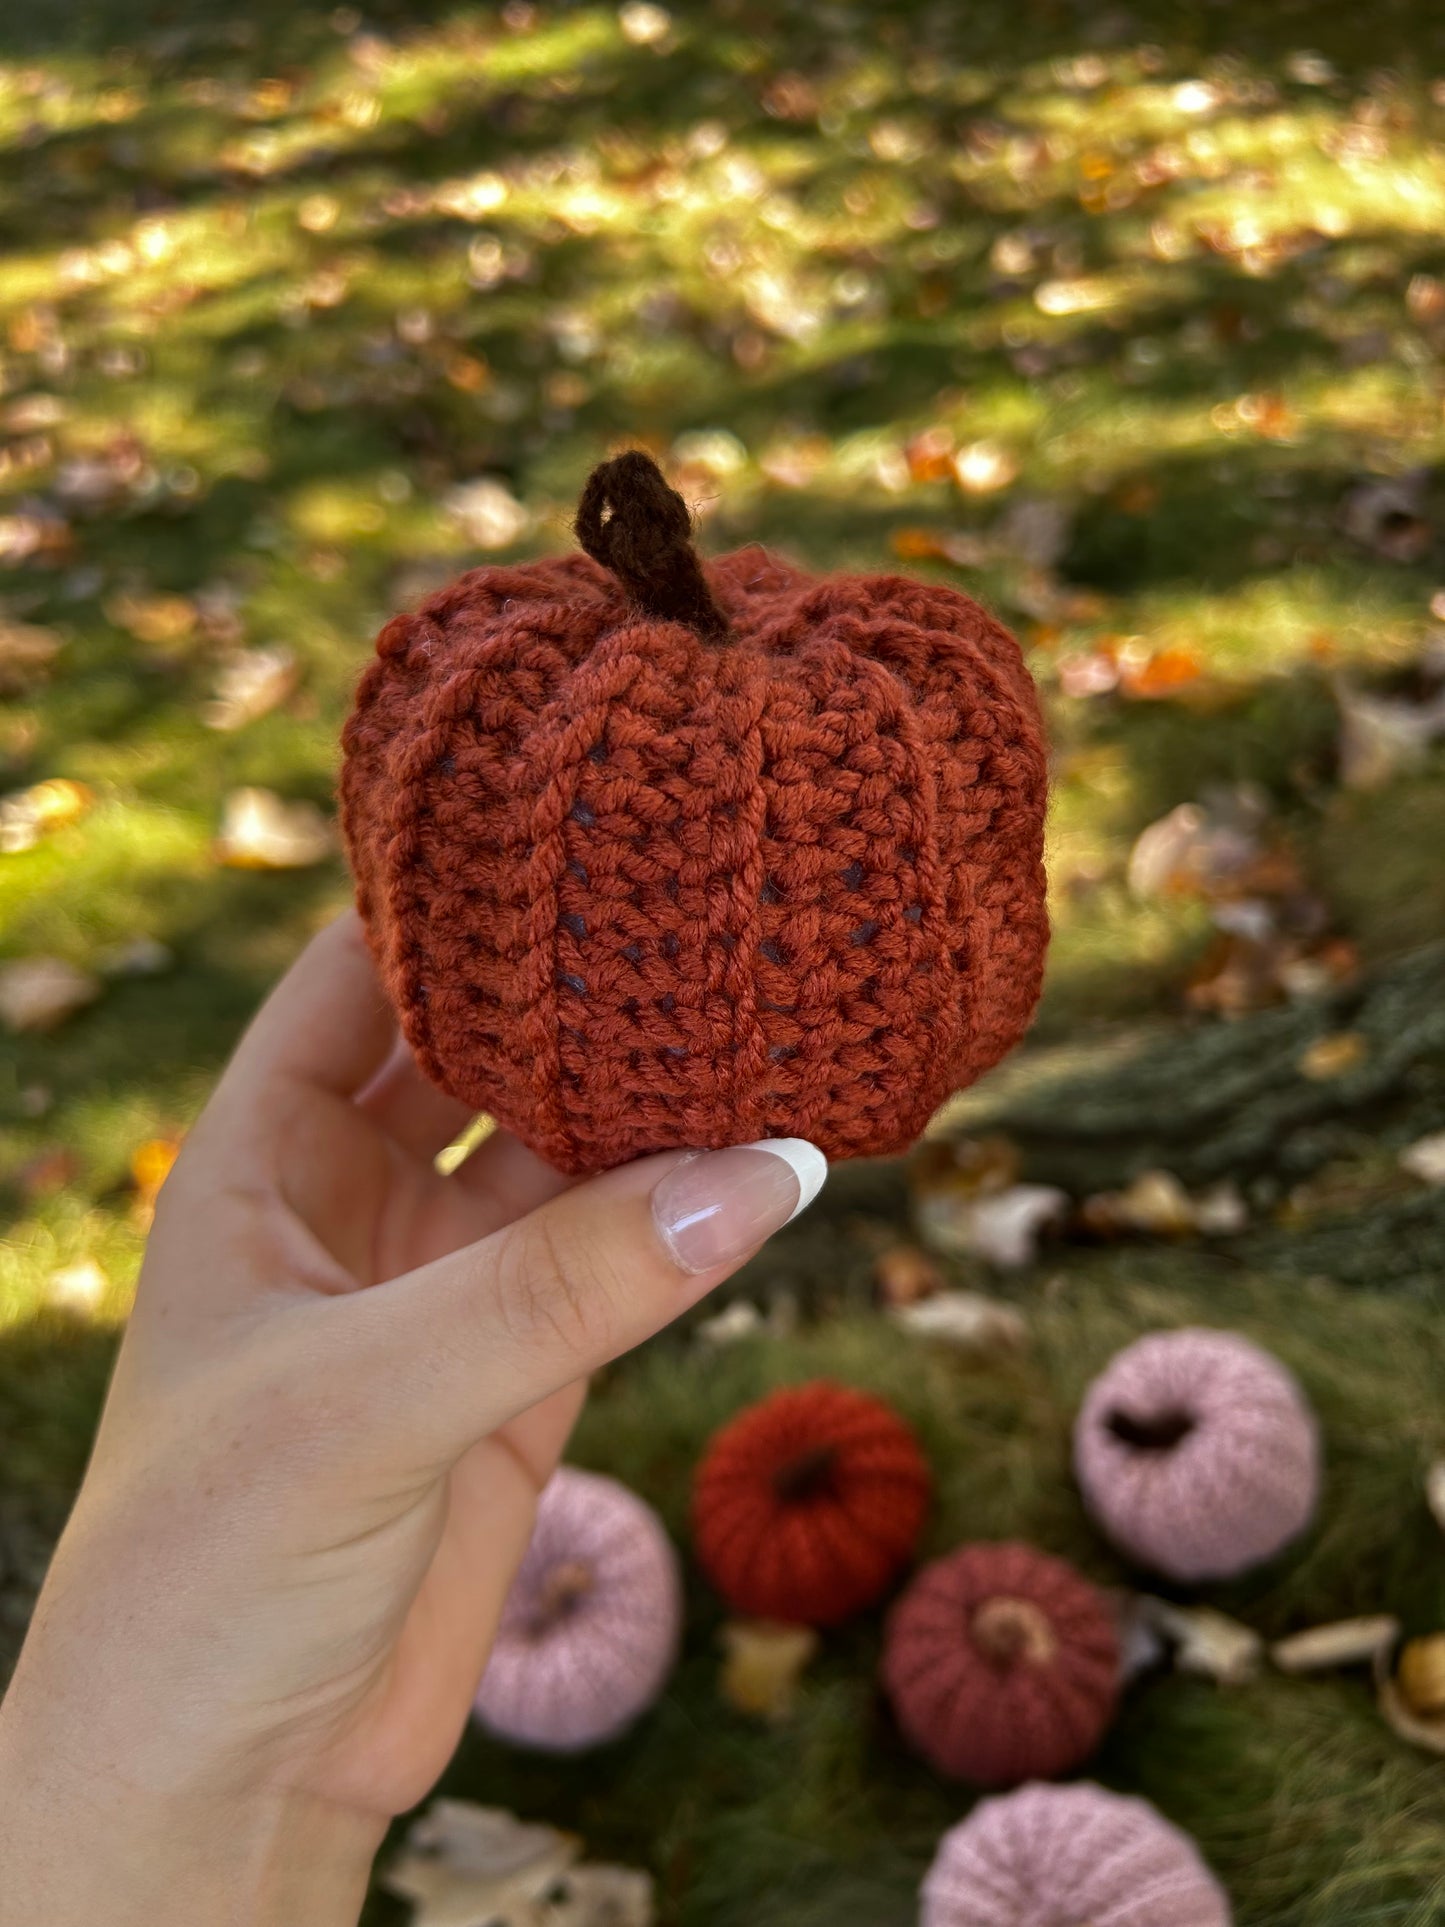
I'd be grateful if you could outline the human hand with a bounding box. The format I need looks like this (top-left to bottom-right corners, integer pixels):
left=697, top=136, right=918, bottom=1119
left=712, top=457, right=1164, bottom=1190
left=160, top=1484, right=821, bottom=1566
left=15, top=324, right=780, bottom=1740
left=0, top=913, right=825, bottom=1926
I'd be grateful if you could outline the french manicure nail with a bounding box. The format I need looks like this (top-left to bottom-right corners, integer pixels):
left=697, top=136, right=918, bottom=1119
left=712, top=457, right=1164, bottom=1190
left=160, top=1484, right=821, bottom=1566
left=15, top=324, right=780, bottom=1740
left=652, top=1138, right=828, bottom=1276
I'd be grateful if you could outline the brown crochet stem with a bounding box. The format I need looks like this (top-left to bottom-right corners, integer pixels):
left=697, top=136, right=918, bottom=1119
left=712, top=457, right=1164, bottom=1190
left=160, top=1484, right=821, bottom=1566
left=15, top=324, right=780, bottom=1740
left=575, top=450, right=729, bottom=641
left=1106, top=1406, right=1196, bottom=1451
left=772, top=1444, right=839, bottom=1503
left=971, top=1595, right=1059, bottom=1669
left=528, top=1559, right=594, bottom=1637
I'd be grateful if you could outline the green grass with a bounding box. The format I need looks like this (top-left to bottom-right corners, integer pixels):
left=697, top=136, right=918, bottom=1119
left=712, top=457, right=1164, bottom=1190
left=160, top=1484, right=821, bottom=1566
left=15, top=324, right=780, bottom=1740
left=4, top=0, right=1445, bottom=1919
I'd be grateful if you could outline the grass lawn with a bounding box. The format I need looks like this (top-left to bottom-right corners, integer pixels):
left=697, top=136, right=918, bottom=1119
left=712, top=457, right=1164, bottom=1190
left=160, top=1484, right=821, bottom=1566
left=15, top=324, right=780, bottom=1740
left=3, top=0, right=1445, bottom=1920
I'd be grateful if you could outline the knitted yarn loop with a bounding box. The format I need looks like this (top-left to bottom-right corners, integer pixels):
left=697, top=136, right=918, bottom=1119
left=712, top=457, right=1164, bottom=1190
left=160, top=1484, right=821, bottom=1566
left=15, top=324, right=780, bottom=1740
left=574, top=449, right=729, bottom=640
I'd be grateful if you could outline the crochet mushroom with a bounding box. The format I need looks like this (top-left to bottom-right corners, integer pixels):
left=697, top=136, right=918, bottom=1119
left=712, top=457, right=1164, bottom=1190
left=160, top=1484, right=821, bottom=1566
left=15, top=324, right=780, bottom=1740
left=1073, top=1328, right=1320, bottom=1583
left=921, top=1782, right=1232, bottom=1927
left=692, top=1380, right=931, bottom=1626
left=473, top=1466, right=681, bottom=1752
left=341, top=450, right=1048, bottom=1175
left=882, top=1541, right=1119, bottom=1786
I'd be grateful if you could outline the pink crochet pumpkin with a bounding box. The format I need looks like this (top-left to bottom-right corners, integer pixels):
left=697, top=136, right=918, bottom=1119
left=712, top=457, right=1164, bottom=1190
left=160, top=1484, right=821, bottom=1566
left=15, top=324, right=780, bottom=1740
left=921, top=1781, right=1232, bottom=1927
left=1074, top=1328, right=1319, bottom=1583
left=474, top=1466, right=682, bottom=1752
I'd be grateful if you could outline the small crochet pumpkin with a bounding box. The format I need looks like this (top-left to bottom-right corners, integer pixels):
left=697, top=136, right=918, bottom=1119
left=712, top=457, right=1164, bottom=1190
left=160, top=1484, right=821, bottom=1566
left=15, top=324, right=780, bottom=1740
left=692, top=1380, right=931, bottom=1626
left=1074, top=1328, right=1320, bottom=1583
left=921, top=1782, right=1232, bottom=1927
left=341, top=450, right=1048, bottom=1175
left=882, top=1541, right=1119, bottom=1786
left=473, top=1466, right=681, bottom=1752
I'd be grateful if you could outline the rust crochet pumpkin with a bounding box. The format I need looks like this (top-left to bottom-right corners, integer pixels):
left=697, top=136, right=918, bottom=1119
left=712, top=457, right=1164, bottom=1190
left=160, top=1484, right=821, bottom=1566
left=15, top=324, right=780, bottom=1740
left=691, top=1380, right=931, bottom=1627
left=882, top=1541, right=1119, bottom=1786
left=341, top=451, right=1048, bottom=1175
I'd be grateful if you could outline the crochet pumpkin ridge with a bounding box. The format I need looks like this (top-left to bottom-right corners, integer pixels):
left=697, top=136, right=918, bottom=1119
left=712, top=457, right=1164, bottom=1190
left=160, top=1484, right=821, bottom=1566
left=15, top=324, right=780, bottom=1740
left=341, top=451, right=1048, bottom=1174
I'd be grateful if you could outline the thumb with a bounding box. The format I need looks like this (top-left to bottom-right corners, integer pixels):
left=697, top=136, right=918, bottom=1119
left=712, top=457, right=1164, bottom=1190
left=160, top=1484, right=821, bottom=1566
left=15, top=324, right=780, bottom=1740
left=349, top=1139, right=827, bottom=1466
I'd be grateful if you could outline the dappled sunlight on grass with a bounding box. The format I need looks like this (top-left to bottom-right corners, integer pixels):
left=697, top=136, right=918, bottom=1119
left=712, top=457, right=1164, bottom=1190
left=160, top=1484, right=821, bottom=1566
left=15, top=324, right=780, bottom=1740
left=3, top=5, right=1445, bottom=1915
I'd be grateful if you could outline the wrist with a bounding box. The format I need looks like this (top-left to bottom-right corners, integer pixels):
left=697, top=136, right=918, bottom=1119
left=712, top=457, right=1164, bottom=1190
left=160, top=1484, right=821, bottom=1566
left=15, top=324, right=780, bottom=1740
left=0, top=1709, right=384, bottom=1927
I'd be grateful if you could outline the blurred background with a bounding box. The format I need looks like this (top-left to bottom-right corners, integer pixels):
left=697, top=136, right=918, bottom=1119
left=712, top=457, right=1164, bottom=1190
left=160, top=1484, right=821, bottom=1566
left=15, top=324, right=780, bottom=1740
left=3, top=1, right=1445, bottom=1921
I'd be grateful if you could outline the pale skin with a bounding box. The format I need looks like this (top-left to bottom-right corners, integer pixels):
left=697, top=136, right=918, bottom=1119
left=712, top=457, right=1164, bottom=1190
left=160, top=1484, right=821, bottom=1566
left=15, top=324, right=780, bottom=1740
left=0, top=913, right=822, bottom=1925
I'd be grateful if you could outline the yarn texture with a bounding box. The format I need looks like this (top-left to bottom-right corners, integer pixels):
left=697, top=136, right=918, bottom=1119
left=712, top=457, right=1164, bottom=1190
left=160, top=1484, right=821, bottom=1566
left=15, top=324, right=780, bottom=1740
left=473, top=1466, right=681, bottom=1752
left=692, top=1380, right=931, bottom=1626
left=882, top=1541, right=1119, bottom=1785
left=1074, top=1328, right=1320, bottom=1583
left=341, top=450, right=1048, bottom=1176
left=921, top=1782, right=1232, bottom=1927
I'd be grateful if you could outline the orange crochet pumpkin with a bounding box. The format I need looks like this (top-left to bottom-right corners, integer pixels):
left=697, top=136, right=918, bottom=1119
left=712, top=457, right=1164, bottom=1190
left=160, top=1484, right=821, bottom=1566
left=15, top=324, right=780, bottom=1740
left=341, top=451, right=1048, bottom=1176
left=691, top=1380, right=931, bottom=1626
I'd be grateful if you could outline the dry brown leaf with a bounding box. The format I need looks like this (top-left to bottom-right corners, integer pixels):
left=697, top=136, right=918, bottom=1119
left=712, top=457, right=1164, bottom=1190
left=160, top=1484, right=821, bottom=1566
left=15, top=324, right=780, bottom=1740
left=0, top=618, right=62, bottom=696
left=1082, top=1169, right=1197, bottom=1240
left=719, top=1620, right=818, bottom=1723
left=1334, top=678, right=1445, bottom=791
left=873, top=1243, right=945, bottom=1308
left=1139, top=1598, right=1263, bottom=1685
left=0, top=777, right=92, bottom=854
left=0, top=956, right=102, bottom=1031
left=384, top=1800, right=653, bottom=1927
left=1298, top=1031, right=1367, bottom=1081
left=889, top=1288, right=1028, bottom=1350
left=217, top=788, right=332, bottom=869
left=1271, top=1615, right=1400, bottom=1674
left=203, top=647, right=298, bottom=730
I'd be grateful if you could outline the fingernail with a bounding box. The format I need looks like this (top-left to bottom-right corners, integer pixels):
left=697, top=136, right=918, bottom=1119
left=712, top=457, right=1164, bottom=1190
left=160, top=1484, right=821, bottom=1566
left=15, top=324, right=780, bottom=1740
left=652, top=1138, right=828, bottom=1276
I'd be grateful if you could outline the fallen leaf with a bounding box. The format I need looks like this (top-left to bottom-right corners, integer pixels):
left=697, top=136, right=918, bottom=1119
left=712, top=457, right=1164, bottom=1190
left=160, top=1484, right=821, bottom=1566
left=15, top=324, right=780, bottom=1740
left=1082, top=1169, right=1197, bottom=1239
left=1334, top=678, right=1445, bottom=790
left=47, top=1257, right=109, bottom=1314
left=444, top=477, right=531, bottom=549
left=384, top=1800, right=654, bottom=1927
left=1271, top=1615, right=1400, bottom=1673
left=1399, top=1132, right=1445, bottom=1185
left=0, top=619, right=62, bottom=695
left=1118, top=645, right=1204, bottom=700
left=910, top=1134, right=1022, bottom=1244
left=216, top=789, right=333, bottom=869
left=130, top=1135, right=181, bottom=1226
left=1339, top=473, right=1433, bottom=564
left=1127, top=792, right=1267, bottom=901
left=0, top=957, right=102, bottom=1031
left=952, top=441, right=1018, bottom=495
left=889, top=1288, right=1028, bottom=1350
left=873, top=1243, right=945, bottom=1308
left=1298, top=1031, right=1367, bottom=1081
left=203, top=647, right=298, bottom=730
left=96, top=935, right=173, bottom=977
left=719, top=1620, right=818, bottom=1723
left=695, top=1300, right=763, bottom=1345
left=105, top=590, right=198, bottom=651
left=1427, top=1461, right=1445, bottom=1534
left=1139, top=1598, right=1263, bottom=1685
left=0, top=777, right=92, bottom=854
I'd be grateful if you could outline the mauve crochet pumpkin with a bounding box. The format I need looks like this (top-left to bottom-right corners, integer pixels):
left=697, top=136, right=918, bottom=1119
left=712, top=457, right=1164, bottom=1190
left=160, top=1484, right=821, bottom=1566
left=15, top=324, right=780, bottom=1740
left=473, top=1466, right=681, bottom=1752
left=692, top=1380, right=931, bottom=1626
left=921, top=1782, right=1232, bottom=1927
left=341, top=451, right=1048, bottom=1175
left=1074, top=1328, right=1320, bottom=1583
left=882, top=1541, right=1119, bottom=1786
